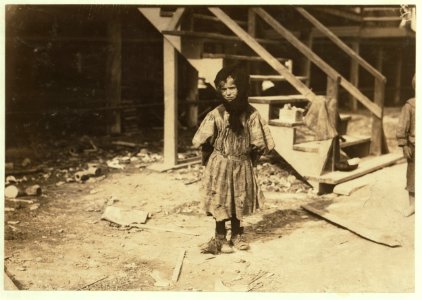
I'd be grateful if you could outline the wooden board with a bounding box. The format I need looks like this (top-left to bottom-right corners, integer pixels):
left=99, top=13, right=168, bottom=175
left=302, top=204, right=401, bottom=247
left=316, top=152, right=403, bottom=184
left=202, top=53, right=288, bottom=62
left=4, top=271, right=19, bottom=290
left=161, top=30, right=280, bottom=45
left=333, top=175, right=371, bottom=196
left=250, top=75, right=307, bottom=81
left=248, top=94, right=309, bottom=104
left=269, top=119, right=304, bottom=127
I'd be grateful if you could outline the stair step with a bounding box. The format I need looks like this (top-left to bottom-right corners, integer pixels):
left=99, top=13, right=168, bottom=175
left=293, top=135, right=371, bottom=153
left=202, top=53, right=289, bottom=63
left=269, top=119, right=304, bottom=127
left=248, top=95, right=309, bottom=105
left=314, top=152, right=403, bottom=185
left=340, top=135, right=371, bottom=148
left=250, top=75, right=307, bottom=81
left=161, top=30, right=280, bottom=45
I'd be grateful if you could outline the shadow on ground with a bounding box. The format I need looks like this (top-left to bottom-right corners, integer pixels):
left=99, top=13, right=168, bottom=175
left=245, top=199, right=334, bottom=243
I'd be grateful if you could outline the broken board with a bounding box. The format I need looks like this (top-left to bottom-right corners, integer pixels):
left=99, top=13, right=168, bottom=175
left=101, top=206, right=149, bottom=226
left=302, top=204, right=401, bottom=247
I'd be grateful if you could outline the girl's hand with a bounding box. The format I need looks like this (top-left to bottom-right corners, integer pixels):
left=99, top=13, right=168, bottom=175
left=403, top=145, right=413, bottom=159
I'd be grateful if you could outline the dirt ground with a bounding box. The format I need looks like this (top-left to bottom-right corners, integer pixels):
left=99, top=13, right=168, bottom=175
left=2, top=108, right=416, bottom=294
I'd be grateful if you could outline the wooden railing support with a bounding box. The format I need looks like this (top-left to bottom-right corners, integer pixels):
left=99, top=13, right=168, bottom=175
left=163, top=38, right=178, bottom=166
left=253, top=7, right=382, bottom=118
left=370, top=78, right=389, bottom=155
left=326, top=76, right=341, bottom=172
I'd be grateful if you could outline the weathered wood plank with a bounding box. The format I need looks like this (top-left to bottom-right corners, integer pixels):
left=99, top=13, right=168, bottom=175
left=302, top=204, right=401, bottom=247
left=316, top=152, right=402, bottom=184
left=106, top=11, right=122, bottom=134
left=202, top=53, right=288, bottom=62
left=161, top=30, right=280, bottom=45
left=4, top=271, right=19, bottom=290
left=309, top=7, right=363, bottom=22
left=248, top=94, right=309, bottom=104
left=192, top=13, right=247, bottom=26
left=250, top=74, right=307, bottom=81
left=172, top=250, right=186, bottom=283
left=163, top=38, right=178, bottom=166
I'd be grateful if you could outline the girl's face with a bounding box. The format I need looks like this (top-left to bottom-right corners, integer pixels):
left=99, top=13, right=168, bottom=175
left=219, top=76, right=238, bottom=102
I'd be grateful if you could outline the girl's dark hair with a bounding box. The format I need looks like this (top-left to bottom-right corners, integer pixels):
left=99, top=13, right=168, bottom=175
left=214, top=64, right=250, bottom=134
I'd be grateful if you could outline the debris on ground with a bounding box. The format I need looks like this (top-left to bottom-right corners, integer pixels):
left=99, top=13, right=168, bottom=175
left=25, top=184, right=42, bottom=196
left=171, top=250, right=186, bottom=283
left=101, top=206, right=150, bottom=227
left=151, top=270, right=171, bottom=287
left=5, top=185, right=23, bottom=198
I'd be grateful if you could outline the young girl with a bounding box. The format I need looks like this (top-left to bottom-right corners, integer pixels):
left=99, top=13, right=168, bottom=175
left=396, top=74, right=415, bottom=217
left=192, top=64, right=274, bottom=254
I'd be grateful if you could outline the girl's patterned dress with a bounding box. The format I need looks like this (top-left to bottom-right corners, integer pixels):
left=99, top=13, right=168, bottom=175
left=193, top=104, right=274, bottom=225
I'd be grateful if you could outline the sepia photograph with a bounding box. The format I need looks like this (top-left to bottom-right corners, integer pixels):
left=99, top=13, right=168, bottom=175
left=2, top=0, right=418, bottom=296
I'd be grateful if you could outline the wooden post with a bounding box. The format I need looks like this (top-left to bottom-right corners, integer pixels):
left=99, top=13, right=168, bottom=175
left=106, top=9, right=122, bottom=135
left=248, top=8, right=256, bottom=37
left=186, top=65, right=199, bottom=127
left=163, top=38, right=178, bottom=166
left=326, top=76, right=340, bottom=172
left=370, top=78, right=388, bottom=155
left=302, top=32, right=313, bottom=86
left=248, top=8, right=261, bottom=96
left=393, top=48, right=403, bottom=105
left=349, top=40, right=360, bottom=111
left=370, top=46, right=388, bottom=155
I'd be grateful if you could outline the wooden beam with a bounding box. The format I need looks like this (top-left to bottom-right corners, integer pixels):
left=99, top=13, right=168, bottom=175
left=370, top=46, right=388, bottom=155
left=202, top=53, right=288, bottom=62
left=106, top=10, right=122, bottom=135
left=186, top=64, right=198, bottom=128
left=192, top=13, right=247, bottom=26
left=309, top=7, right=363, bottom=22
left=349, top=40, right=360, bottom=111
left=161, top=30, right=280, bottom=45
left=310, top=26, right=415, bottom=39
left=166, top=8, right=186, bottom=30
left=253, top=8, right=382, bottom=118
left=163, top=38, right=178, bottom=166
left=248, top=8, right=256, bottom=37
left=207, top=8, right=318, bottom=103
left=296, top=7, right=385, bottom=82
left=393, top=48, right=403, bottom=105
left=363, top=16, right=402, bottom=22
left=326, top=76, right=341, bottom=172
left=300, top=32, right=313, bottom=86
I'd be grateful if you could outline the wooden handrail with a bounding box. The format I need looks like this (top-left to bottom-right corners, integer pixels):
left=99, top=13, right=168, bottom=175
left=208, top=7, right=319, bottom=103
left=253, top=7, right=382, bottom=119
left=295, top=7, right=386, bottom=83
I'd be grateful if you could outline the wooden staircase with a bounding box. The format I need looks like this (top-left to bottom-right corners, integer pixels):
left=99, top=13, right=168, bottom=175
left=138, top=6, right=403, bottom=193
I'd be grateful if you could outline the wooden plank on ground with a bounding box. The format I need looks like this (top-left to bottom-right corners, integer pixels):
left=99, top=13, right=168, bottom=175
left=172, top=250, right=186, bottom=283
left=333, top=175, right=371, bottom=196
left=316, top=152, right=403, bottom=184
left=302, top=204, right=401, bottom=247
left=4, top=271, right=19, bottom=290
